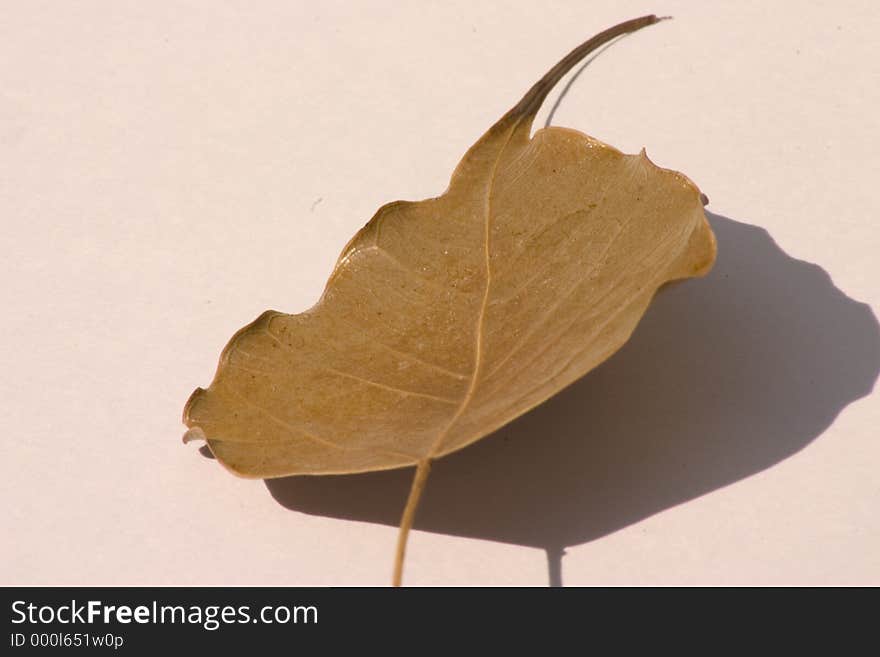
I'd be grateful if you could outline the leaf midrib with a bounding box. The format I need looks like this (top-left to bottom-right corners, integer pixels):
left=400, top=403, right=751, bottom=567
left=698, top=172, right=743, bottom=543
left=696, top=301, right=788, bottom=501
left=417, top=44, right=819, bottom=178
left=426, top=121, right=522, bottom=457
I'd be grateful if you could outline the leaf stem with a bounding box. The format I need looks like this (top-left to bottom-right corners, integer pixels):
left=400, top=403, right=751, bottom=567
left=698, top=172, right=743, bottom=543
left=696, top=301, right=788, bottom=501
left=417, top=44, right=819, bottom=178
left=392, top=458, right=432, bottom=587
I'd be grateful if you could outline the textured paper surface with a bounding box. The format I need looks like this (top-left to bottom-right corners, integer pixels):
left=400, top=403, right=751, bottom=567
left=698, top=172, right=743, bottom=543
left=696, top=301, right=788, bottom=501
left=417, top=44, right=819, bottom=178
left=2, top=1, right=878, bottom=585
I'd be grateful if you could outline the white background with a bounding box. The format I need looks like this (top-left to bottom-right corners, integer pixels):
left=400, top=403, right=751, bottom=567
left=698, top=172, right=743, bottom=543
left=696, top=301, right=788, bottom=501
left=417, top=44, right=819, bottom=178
left=2, top=1, right=878, bottom=585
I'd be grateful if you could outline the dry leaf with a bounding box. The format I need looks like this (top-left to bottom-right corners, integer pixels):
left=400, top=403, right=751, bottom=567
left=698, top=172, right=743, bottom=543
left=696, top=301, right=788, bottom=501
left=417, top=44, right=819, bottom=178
left=183, top=15, right=717, bottom=585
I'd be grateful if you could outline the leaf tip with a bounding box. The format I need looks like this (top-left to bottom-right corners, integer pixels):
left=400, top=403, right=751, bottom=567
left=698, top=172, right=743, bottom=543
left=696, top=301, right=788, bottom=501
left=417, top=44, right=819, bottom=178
left=503, top=15, right=673, bottom=130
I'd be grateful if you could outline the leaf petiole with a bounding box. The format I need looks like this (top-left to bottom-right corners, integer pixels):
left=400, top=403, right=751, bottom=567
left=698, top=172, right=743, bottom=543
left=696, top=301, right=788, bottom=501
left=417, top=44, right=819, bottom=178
left=392, top=459, right=433, bottom=587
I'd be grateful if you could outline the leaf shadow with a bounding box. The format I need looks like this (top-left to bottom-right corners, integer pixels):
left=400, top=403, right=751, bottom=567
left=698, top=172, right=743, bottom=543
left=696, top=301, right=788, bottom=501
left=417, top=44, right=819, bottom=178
left=542, top=35, right=629, bottom=129
left=263, top=213, right=880, bottom=585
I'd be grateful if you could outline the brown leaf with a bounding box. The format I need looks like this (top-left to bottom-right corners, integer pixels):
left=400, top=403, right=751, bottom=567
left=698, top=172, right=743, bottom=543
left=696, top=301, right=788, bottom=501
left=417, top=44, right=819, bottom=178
left=182, top=15, right=717, bottom=584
